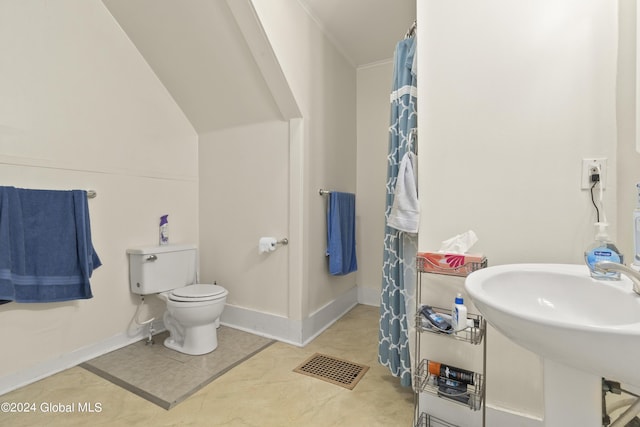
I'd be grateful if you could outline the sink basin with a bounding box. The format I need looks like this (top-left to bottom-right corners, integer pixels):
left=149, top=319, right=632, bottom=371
left=465, top=263, right=640, bottom=386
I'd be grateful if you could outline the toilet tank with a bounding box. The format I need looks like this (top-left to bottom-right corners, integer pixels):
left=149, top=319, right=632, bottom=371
left=127, top=244, right=197, bottom=295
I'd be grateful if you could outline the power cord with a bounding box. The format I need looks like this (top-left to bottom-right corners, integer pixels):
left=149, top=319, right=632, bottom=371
left=590, top=180, right=600, bottom=222
left=590, top=169, right=601, bottom=222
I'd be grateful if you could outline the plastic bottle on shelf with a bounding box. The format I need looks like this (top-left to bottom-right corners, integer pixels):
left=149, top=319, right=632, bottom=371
left=451, top=293, right=468, bottom=332
left=427, top=360, right=475, bottom=385
left=419, top=305, right=452, bottom=332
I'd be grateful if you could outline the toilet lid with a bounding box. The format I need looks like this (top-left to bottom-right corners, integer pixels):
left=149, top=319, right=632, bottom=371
left=169, top=284, right=227, bottom=302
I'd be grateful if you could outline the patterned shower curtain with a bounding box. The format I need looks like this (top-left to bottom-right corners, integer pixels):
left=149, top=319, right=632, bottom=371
left=378, top=35, right=417, bottom=387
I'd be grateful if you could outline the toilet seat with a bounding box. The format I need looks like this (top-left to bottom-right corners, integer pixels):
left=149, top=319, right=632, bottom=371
left=169, top=284, right=228, bottom=302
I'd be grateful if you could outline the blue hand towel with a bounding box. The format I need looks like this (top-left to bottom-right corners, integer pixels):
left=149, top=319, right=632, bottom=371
left=0, top=186, right=102, bottom=303
left=326, top=192, right=357, bottom=275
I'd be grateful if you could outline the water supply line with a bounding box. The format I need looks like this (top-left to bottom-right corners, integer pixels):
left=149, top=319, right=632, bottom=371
left=134, top=296, right=155, bottom=345
left=608, top=398, right=638, bottom=416
left=610, top=397, right=640, bottom=427
left=604, top=380, right=640, bottom=427
left=146, top=322, right=155, bottom=345
left=134, top=295, right=155, bottom=325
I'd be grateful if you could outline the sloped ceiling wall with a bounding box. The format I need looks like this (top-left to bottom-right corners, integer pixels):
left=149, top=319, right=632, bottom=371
left=102, top=0, right=416, bottom=133
left=298, top=0, right=415, bottom=66
left=102, top=0, right=282, bottom=134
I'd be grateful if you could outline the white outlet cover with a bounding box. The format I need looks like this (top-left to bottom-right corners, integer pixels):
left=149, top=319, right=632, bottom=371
left=581, top=158, right=607, bottom=190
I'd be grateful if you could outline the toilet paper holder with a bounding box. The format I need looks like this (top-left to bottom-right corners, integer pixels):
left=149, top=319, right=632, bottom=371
left=277, top=238, right=289, bottom=246
left=259, top=237, right=289, bottom=254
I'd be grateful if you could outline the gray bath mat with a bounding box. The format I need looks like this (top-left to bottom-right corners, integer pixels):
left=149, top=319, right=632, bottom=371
left=81, top=326, right=274, bottom=409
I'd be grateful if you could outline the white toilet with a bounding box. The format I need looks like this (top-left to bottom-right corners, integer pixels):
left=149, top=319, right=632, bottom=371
left=127, top=244, right=228, bottom=355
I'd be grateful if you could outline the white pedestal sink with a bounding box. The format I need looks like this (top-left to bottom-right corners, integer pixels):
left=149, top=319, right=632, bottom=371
left=465, top=264, right=640, bottom=426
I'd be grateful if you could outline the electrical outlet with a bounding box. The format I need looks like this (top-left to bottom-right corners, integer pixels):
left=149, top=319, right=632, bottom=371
left=581, top=158, right=607, bottom=190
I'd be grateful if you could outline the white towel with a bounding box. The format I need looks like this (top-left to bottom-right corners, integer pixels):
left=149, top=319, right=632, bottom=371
left=387, top=151, right=419, bottom=233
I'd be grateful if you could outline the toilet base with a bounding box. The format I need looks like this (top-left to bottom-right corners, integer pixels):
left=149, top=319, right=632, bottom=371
left=164, top=322, right=219, bottom=355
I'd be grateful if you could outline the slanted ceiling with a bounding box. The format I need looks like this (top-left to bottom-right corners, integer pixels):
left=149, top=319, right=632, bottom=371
left=103, top=0, right=281, bottom=134
left=298, top=0, right=415, bottom=67
left=103, top=0, right=416, bottom=134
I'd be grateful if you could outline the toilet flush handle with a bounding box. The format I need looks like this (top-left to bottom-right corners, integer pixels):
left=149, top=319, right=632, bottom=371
left=146, top=255, right=158, bottom=262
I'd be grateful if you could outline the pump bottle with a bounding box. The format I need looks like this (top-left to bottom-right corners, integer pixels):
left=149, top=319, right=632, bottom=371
left=634, top=183, right=640, bottom=266
left=584, top=222, right=623, bottom=280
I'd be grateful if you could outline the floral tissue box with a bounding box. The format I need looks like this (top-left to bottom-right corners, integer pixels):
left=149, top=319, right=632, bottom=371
left=416, top=252, right=487, bottom=277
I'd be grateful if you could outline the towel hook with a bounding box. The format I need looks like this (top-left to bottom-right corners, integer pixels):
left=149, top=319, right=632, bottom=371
left=408, top=128, right=417, bottom=155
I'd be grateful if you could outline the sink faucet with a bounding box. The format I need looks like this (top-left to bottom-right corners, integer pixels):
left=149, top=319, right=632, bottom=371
left=595, top=261, right=640, bottom=295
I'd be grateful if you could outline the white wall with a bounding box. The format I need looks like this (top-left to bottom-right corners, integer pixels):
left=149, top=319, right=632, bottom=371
left=617, top=0, right=640, bottom=262
left=417, top=0, right=618, bottom=421
left=199, top=121, right=289, bottom=317
left=251, top=0, right=358, bottom=319
left=356, top=61, right=394, bottom=305
left=0, top=0, right=198, bottom=390
left=102, top=0, right=283, bottom=134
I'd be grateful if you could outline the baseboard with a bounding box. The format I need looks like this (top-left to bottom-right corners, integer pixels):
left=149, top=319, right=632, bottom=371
left=0, top=323, right=162, bottom=397
left=357, top=285, right=380, bottom=307
left=418, top=392, right=543, bottom=426
left=301, top=286, right=358, bottom=345
left=220, top=305, right=304, bottom=346
left=486, top=404, right=543, bottom=427
left=220, top=287, right=359, bottom=347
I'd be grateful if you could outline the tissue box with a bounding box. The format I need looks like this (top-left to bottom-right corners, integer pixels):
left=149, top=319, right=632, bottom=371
left=417, top=252, right=487, bottom=277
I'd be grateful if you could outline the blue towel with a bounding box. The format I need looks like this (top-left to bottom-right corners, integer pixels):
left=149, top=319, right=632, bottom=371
left=326, top=192, right=357, bottom=275
left=0, top=186, right=102, bottom=303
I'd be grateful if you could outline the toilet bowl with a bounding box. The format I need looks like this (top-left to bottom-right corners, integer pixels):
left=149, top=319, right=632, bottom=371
left=126, top=244, right=229, bottom=356
left=160, top=284, right=228, bottom=355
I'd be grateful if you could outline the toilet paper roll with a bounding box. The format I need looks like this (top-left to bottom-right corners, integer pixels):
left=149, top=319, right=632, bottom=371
left=258, top=237, right=277, bottom=254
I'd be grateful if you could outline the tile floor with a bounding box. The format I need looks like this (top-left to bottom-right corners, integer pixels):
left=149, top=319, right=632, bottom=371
left=81, top=327, right=274, bottom=409
left=0, top=304, right=414, bottom=426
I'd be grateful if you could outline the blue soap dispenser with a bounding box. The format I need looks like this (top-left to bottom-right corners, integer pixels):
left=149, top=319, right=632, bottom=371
left=584, top=222, right=623, bottom=280
left=633, top=183, right=640, bottom=266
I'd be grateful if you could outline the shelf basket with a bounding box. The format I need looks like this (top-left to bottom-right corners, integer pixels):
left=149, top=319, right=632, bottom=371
left=415, top=412, right=460, bottom=427
left=415, top=359, right=484, bottom=411
left=416, top=307, right=485, bottom=345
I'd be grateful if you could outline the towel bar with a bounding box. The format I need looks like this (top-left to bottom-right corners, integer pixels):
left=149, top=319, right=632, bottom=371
left=319, top=189, right=331, bottom=196
left=87, top=190, right=97, bottom=199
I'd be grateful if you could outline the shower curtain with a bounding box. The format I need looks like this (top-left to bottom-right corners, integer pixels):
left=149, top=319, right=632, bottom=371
left=378, top=35, right=417, bottom=387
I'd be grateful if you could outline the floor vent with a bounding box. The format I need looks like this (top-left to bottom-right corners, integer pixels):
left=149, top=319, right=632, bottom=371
left=293, top=353, right=369, bottom=390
